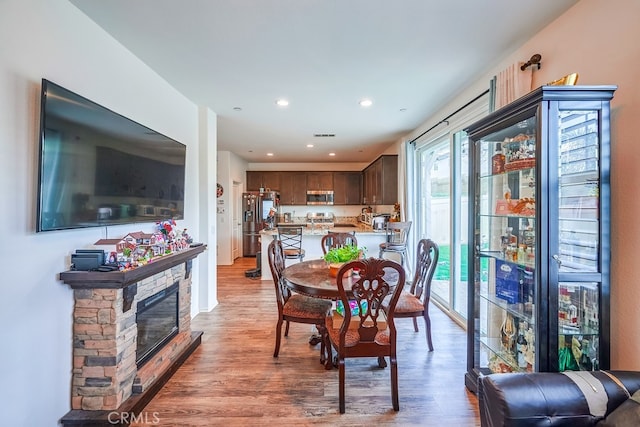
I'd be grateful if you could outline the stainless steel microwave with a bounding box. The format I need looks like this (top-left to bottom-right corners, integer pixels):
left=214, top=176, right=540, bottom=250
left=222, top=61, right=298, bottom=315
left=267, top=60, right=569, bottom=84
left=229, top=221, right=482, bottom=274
left=306, top=190, right=334, bottom=205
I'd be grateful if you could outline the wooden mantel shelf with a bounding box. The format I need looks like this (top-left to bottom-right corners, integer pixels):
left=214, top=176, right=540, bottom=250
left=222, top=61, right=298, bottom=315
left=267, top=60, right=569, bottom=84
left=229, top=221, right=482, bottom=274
left=59, top=244, right=207, bottom=289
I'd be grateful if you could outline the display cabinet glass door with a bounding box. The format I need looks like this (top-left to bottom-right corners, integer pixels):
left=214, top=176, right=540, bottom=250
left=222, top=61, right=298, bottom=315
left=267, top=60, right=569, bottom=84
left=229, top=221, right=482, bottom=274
left=552, top=107, right=604, bottom=372
left=473, top=115, right=538, bottom=374
left=466, top=85, right=615, bottom=392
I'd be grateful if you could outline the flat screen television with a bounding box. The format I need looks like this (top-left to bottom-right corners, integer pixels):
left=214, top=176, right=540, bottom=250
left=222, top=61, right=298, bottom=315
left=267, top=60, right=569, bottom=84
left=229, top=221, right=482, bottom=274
left=37, top=79, right=186, bottom=232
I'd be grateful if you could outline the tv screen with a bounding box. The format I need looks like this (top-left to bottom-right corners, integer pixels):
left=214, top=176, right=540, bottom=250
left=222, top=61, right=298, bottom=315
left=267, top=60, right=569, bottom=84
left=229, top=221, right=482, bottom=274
left=37, top=79, right=186, bottom=232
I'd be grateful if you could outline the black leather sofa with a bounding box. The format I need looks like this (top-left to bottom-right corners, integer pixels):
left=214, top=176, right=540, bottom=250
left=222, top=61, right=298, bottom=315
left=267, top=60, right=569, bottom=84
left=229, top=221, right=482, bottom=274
left=478, top=370, right=640, bottom=426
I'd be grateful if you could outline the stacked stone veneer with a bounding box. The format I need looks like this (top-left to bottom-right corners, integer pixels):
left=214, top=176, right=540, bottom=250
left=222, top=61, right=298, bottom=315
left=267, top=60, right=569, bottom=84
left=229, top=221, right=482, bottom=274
left=71, top=264, right=191, bottom=411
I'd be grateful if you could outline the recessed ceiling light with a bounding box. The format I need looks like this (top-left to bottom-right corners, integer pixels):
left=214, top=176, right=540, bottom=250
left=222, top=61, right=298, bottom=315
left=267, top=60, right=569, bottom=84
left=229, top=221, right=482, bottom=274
left=267, top=153, right=274, bottom=156
left=359, top=98, right=373, bottom=107
left=275, top=99, right=289, bottom=107
left=306, top=144, right=314, bottom=148
left=329, top=152, right=336, bottom=156
left=399, top=108, right=407, bottom=112
left=233, top=107, right=242, bottom=111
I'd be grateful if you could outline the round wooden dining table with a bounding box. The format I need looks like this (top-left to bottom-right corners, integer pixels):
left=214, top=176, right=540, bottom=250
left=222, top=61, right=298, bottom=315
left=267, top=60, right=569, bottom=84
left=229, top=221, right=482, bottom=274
left=281, top=259, right=355, bottom=299
left=282, top=258, right=401, bottom=299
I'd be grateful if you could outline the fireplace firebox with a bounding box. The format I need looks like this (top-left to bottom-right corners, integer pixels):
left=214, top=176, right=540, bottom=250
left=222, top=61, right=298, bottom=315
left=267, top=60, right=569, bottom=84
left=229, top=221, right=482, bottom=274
left=136, top=282, right=179, bottom=366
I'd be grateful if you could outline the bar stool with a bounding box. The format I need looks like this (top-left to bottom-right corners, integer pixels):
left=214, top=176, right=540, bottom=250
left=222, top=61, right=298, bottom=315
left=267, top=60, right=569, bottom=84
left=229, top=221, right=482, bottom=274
left=379, top=221, right=412, bottom=266
left=277, top=226, right=305, bottom=264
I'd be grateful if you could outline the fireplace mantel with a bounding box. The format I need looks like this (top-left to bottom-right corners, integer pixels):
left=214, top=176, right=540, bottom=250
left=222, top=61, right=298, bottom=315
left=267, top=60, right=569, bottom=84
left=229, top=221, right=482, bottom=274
left=60, top=244, right=207, bottom=289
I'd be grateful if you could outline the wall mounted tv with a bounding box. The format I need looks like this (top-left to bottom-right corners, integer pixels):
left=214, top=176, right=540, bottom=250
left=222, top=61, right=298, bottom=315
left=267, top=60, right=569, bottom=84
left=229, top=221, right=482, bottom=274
left=37, top=79, right=186, bottom=232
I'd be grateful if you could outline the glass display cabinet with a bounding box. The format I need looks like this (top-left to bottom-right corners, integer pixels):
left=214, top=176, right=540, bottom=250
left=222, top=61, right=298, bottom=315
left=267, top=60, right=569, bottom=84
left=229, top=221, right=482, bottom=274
left=464, top=86, right=617, bottom=393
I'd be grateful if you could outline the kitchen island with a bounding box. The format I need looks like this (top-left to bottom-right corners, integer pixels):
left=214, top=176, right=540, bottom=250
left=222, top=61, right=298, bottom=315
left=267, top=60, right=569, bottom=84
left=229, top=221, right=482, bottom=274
left=259, top=224, right=391, bottom=281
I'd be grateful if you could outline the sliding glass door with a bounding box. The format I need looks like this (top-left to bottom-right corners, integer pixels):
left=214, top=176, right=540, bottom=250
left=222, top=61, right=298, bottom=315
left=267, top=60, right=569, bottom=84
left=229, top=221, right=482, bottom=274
left=412, top=93, right=488, bottom=324
left=417, top=137, right=452, bottom=306
left=452, top=132, right=469, bottom=318
left=415, top=133, right=468, bottom=321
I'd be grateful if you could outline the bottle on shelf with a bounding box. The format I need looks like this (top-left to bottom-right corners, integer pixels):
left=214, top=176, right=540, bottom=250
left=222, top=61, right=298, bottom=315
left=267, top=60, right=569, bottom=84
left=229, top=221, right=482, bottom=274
left=517, top=321, right=528, bottom=368
left=501, top=227, right=512, bottom=258
left=492, top=143, right=506, bottom=174
left=517, top=244, right=526, bottom=264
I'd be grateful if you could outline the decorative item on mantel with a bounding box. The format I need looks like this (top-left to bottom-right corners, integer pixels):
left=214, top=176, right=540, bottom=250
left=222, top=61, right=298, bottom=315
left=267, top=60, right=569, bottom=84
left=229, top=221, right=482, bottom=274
left=94, top=219, right=193, bottom=271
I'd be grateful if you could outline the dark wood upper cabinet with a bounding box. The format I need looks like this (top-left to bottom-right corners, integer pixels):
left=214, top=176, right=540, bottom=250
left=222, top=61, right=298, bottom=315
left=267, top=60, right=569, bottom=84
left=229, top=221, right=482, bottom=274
left=247, top=159, right=396, bottom=206
left=279, top=172, right=307, bottom=205
left=246, top=171, right=281, bottom=192
left=306, top=172, right=333, bottom=190
left=333, top=172, right=362, bottom=205
left=362, top=155, right=397, bottom=205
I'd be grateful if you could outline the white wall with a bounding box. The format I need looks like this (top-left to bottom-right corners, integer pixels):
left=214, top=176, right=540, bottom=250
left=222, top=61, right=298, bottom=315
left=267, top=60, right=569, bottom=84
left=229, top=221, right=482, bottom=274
left=197, top=107, right=218, bottom=311
left=0, top=0, right=214, bottom=425
left=401, top=0, right=640, bottom=370
left=216, top=150, right=248, bottom=265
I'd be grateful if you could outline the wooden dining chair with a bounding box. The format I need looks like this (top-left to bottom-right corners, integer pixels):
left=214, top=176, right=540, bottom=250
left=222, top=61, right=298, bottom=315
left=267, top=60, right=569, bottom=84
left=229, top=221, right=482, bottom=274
left=326, top=257, right=405, bottom=413
left=320, top=232, right=358, bottom=255
left=277, top=226, right=305, bottom=263
left=267, top=239, right=332, bottom=364
left=382, top=238, right=439, bottom=351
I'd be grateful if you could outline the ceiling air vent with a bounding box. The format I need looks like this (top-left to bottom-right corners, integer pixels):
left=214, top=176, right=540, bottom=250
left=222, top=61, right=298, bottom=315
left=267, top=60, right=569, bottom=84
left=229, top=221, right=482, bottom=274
left=313, top=133, right=335, bottom=138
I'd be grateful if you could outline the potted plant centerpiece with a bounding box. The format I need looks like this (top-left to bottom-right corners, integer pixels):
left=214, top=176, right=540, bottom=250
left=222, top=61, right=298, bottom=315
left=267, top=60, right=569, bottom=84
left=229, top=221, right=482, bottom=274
left=323, top=244, right=365, bottom=277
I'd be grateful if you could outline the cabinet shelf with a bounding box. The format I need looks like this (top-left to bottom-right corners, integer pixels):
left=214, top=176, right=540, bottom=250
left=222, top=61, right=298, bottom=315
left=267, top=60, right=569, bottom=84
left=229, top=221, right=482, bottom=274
left=478, top=166, right=535, bottom=181
left=477, top=250, right=535, bottom=269
left=558, top=216, right=599, bottom=223
left=478, top=212, right=536, bottom=220
left=478, top=292, right=536, bottom=325
left=479, top=337, right=530, bottom=374
left=559, top=323, right=600, bottom=336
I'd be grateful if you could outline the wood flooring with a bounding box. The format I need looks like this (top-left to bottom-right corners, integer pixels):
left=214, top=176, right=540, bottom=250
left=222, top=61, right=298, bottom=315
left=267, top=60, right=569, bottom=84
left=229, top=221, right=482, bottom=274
left=131, top=257, right=480, bottom=426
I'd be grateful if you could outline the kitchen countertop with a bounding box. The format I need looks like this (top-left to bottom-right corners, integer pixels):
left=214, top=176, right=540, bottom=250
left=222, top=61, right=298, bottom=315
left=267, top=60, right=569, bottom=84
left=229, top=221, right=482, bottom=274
left=259, top=223, right=392, bottom=281
left=262, top=223, right=383, bottom=236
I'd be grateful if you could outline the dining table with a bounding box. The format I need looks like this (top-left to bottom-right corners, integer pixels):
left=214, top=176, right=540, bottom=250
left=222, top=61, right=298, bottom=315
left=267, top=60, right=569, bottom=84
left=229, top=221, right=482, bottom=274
left=281, top=258, right=356, bottom=300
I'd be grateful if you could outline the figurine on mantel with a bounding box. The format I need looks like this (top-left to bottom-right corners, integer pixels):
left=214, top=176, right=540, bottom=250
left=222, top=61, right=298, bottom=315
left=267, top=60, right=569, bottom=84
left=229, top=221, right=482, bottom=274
left=93, top=220, right=192, bottom=271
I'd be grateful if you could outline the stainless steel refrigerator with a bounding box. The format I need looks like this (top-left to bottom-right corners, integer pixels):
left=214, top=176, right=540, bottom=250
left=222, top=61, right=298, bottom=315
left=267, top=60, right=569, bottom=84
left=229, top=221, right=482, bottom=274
left=242, top=191, right=279, bottom=257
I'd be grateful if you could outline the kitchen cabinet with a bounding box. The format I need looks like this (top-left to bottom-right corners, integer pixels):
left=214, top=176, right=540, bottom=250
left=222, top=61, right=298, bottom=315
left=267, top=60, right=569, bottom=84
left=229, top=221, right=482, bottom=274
left=362, top=165, right=375, bottom=204
left=279, top=172, right=307, bottom=205
left=362, top=155, right=397, bottom=205
left=333, top=172, right=362, bottom=205
left=246, top=171, right=281, bottom=192
left=464, top=86, right=616, bottom=393
left=306, top=172, right=333, bottom=190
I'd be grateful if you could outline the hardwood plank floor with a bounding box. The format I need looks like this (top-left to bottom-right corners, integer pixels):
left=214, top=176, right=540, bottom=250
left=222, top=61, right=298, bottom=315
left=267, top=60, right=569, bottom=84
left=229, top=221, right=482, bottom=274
left=132, top=257, right=480, bottom=426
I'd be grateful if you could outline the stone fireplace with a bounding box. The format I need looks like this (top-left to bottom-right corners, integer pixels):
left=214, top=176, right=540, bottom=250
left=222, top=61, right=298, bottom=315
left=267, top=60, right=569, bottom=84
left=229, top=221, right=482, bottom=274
left=59, top=245, right=206, bottom=426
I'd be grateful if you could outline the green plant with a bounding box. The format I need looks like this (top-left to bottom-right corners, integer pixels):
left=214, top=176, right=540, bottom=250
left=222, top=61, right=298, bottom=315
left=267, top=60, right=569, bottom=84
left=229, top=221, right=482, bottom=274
left=323, top=244, right=364, bottom=264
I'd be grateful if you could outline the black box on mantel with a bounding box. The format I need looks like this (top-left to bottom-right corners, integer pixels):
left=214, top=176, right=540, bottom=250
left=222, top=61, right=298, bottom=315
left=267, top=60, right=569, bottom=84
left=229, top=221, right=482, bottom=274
left=71, top=249, right=105, bottom=271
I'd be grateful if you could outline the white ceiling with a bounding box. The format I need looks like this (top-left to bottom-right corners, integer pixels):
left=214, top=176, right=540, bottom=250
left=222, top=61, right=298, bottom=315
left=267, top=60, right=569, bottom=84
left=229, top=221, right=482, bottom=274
left=69, top=0, right=578, bottom=164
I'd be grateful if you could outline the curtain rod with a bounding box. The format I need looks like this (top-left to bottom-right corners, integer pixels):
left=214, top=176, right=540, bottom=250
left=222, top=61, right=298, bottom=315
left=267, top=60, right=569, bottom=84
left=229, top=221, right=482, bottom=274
left=409, top=89, right=490, bottom=144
